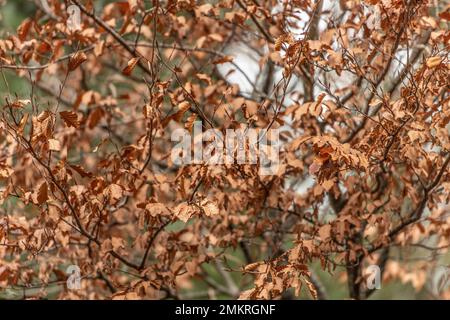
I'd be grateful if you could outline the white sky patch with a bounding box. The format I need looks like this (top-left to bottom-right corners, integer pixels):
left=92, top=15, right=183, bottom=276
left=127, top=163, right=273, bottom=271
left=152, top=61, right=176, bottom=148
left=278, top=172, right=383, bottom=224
left=216, top=42, right=262, bottom=95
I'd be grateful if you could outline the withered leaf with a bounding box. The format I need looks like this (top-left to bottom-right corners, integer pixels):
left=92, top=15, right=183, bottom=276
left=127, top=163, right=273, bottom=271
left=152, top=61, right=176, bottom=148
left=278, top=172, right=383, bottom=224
left=105, top=184, right=123, bottom=204
left=213, top=55, right=234, bottom=64
left=318, top=224, right=331, bottom=241
left=111, top=237, right=125, bottom=251
left=59, top=111, right=80, bottom=128
left=2, top=0, right=448, bottom=301
left=304, top=277, right=318, bottom=300
left=69, top=164, right=93, bottom=178
left=18, top=113, right=29, bottom=134
left=426, top=56, right=442, bottom=68
left=68, top=51, right=87, bottom=71
left=173, top=101, right=191, bottom=122
left=36, top=182, right=48, bottom=205
left=0, top=164, right=13, bottom=179
left=185, top=114, right=197, bottom=132
left=174, top=203, right=196, bottom=223
left=9, top=99, right=31, bottom=108
left=122, top=57, right=140, bottom=76
left=200, top=200, right=219, bottom=217
left=321, top=179, right=334, bottom=191
left=17, top=18, right=33, bottom=41
left=48, top=139, right=61, bottom=151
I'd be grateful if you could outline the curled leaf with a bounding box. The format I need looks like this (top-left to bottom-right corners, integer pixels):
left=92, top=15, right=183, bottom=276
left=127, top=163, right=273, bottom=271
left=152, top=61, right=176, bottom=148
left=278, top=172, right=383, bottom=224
left=68, top=51, right=87, bottom=71
left=122, top=57, right=140, bottom=76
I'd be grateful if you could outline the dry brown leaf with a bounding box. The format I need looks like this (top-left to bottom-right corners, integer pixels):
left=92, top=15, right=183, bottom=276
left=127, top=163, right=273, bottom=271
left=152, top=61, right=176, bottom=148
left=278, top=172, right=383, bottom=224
left=69, top=164, right=93, bottom=178
left=68, top=51, right=87, bottom=71
left=321, top=179, right=334, bottom=191
left=213, top=55, right=233, bottom=64
left=426, top=56, right=442, bottom=68
left=122, top=57, right=140, bottom=76
left=174, top=203, right=196, bottom=222
left=105, top=184, right=123, bottom=204
left=200, top=200, right=219, bottom=217
left=17, top=18, right=33, bottom=41
left=59, top=111, right=80, bottom=128
left=318, top=224, right=331, bottom=241
left=36, top=182, right=48, bottom=205
left=304, top=277, right=318, bottom=300
left=48, top=139, right=61, bottom=151
left=9, top=99, right=31, bottom=108
left=185, top=114, right=197, bottom=132
left=111, top=237, right=125, bottom=251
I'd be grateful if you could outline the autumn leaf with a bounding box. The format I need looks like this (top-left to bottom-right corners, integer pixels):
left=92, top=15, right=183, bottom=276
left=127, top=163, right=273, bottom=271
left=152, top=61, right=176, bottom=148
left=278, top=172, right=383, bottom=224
left=68, top=51, right=87, bottom=71
left=304, top=277, right=318, bottom=300
left=274, top=33, right=293, bottom=51
left=0, top=266, right=9, bottom=281
left=439, top=10, right=450, bottom=21
left=318, top=224, right=331, bottom=241
left=213, top=55, right=234, bottom=64
left=173, top=101, right=191, bottom=122
left=1, top=0, right=448, bottom=302
left=321, top=179, right=334, bottom=191
left=196, top=73, right=211, bottom=85
left=69, top=164, right=93, bottom=178
left=200, top=199, right=219, bottom=217
left=185, top=114, right=197, bottom=132
left=48, top=139, right=61, bottom=151
left=0, top=163, right=13, bottom=179
left=238, top=289, right=255, bottom=300
left=105, top=184, right=123, bottom=204
left=426, top=56, right=442, bottom=68
left=122, top=57, right=140, bottom=76
left=142, top=202, right=170, bottom=217
left=195, top=3, right=213, bottom=16
left=59, top=111, right=80, bottom=128
left=174, top=203, right=196, bottom=223
left=224, top=11, right=246, bottom=24
left=309, top=161, right=321, bottom=175
left=244, top=262, right=261, bottom=272
left=111, top=237, right=125, bottom=251
left=17, top=18, right=32, bottom=41
left=9, top=99, right=31, bottom=108
left=36, top=182, right=48, bottom=205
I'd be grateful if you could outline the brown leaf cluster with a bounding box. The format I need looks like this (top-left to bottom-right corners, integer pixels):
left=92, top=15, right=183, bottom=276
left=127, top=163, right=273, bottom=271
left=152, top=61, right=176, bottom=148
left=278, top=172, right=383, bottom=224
left=0, top=0, right=449, bottom=300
